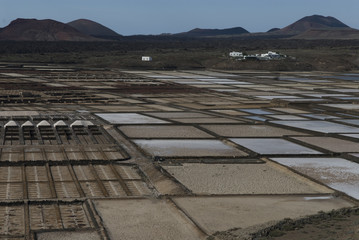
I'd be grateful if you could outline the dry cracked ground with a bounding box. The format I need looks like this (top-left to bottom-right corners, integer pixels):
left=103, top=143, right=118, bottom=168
left=0, top=63, right=358, bottom=239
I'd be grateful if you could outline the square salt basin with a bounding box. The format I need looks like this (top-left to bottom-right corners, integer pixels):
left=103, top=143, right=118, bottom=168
left=95, top=113, right=169, bottom=124
left=320, top=103, right=359, bottom=110
left=341, top=134, right=359, bottom=139
left=335, top=119, right=359, bottom=126
left=269, top=108, right=309, bottom=114
left=171, top=117, right=241, bottom=124
left=201, top=124, right=306, bottom=137
left=230, top=138, right=322, bottom=155
left=94, top=199, right=205, bottom=240
left=244, top=116, right=267, bottom=122
left=349, top=153, right=359, bottom=159
left=147, top=112, right=213, bottom=119
left=163, top=163, right=331, bottom=195
left=239, top=108, right=274, bottom=115
left=119, top=125, right=214, bottom=139
left=133, top=139, right=247, bottom=157
left=327, top=88, right=359, bottom=93
left=270, top=120, right=359, bottom=133
left=270, top=157, right=359, bottom=200
left=269, top=115, right=308, bottom=120
left=291, top=136, right=359, bottom=153
left=277, top=98, right=325, bottom=103
left=300, top=114, right=339, bottom=120
left=256, top=96, right=301, bottom=100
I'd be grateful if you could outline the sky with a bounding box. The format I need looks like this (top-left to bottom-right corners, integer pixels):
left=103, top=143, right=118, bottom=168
left=0, top=0, right=358, bottom=36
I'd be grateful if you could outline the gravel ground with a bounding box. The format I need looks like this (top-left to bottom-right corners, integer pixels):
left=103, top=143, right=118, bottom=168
left=173, top=196, right=353, bottom=235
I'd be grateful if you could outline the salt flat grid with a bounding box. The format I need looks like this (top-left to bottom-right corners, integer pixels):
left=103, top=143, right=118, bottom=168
left=0, top=65, right=358, bottom=238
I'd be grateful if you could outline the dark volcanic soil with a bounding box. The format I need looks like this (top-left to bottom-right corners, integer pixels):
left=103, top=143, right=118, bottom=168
left=0, top=39, right=358, bottom=71
left=254, top=208, right=359, bottom=240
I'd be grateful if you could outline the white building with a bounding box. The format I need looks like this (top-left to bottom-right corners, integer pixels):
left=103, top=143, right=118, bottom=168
left=229, top=52, right=243, bottom=57
left=142, top=56, right=152, bottom=61
left=267, top=51, right=280, bottom=59
left=259, top=51, right=281, bottom=60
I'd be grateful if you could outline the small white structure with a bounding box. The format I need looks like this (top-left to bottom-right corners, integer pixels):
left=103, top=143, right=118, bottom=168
left=142, top=56, right=152, bottom=61
left=268, top=51, right=281, bottom=59
left=70, top=120, right=94, bottom=128
left=229, top=52, right=243, bottom=57
left=4, top=120, right=19, bottom=128
left=259, top=53, right=271, bottom=60
left=54, top=120, right=67, bottom=128
left=21, top=121, right=34, bottom=128
left=258, top=51, right=281, bottom=60
left=37, top=120, right=51, bottom=128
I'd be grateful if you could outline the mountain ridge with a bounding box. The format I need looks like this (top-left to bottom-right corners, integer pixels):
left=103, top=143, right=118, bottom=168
left=0, top=15, right=358, bottom=41
left=0, top=18, right=103, bottom=41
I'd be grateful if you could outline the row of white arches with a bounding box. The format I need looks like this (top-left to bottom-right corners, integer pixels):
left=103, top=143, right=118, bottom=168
left=3, top=120, right=94, bottom=128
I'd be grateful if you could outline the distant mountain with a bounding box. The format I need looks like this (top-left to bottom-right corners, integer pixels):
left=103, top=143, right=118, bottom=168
left=267, top=28, right=280, bottom=33
left=0, top=18, right=102, bottom=41
left=0, top=15, right=358, bottom=41
left=67, top=19, right=121, bottom=39
left=176, top=27, right=249, bottom=37
left=278, top=15, right=350, bottom=35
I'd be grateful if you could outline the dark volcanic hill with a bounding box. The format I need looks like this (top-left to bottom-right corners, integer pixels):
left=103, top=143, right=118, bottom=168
left=67, top=19, right=121, bottom=39
left=177, top=27, right=249, bottom=37
left=0, top=18, right=101, bottom=41
left=278, top=15, right=350, bottom=35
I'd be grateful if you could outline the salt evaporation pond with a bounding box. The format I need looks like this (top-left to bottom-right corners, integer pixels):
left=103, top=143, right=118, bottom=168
left=230, top=138, right=322, bottom=155
left=270, top=120, right=359, bottom=133
left=271, top=157, right=359, bottom=199
left=133, top=139, right=247, bottom=157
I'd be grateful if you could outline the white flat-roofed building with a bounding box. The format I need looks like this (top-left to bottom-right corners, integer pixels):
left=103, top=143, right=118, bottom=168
left=229, top=52, right=243, bottom=57
left=142, top=56, right=152, bottom=61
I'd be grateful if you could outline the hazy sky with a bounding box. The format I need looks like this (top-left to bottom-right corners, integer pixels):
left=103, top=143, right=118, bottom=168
left=0, top=0, right=358, bottom=35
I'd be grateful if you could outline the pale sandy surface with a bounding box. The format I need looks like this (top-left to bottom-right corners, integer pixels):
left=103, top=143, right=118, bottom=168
left=201, top=124, right=306, bottom=137
left=163, top=163, right=332, bottom=194
left=37, top=231, right=101, bottom=240
left=119, top=125, right=214, bottom=138
left=93, top=199, right=206, bottom=240
left=173, top=196, right=354, bottom=234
